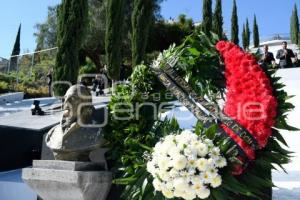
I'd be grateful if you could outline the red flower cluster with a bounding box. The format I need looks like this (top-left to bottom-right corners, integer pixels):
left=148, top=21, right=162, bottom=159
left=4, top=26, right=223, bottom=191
left=216, top=41, right=278, bottom=160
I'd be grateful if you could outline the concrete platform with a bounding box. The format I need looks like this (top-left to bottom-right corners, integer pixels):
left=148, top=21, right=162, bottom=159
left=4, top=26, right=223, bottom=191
left=0, top=109, right=62, bottom=131
left=0, top=92, right=24, bottom=105
left=0, top=97, right=59, bottom=118
left=0, top=97, right=62, bottom=131
left=22, top=160, right=112, bottom=200
left=0, top=96, right=110, bottom=131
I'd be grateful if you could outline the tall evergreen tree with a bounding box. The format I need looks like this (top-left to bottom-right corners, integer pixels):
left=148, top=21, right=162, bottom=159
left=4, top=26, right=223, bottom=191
left=105, top=0, right=125, bottom=81
left=290, top=4, right=299, bottom=44
left=202, top=0, right=212, bottom=36
left=253, top=15, right=260, bottom=47
left=10, top=24, right=21, bottom=71
left=245, top=18, right=250, bottom=49
left=242, top=24, right=247, bottom=50
left=132, top=0, right=154, bottom=66
left=54, top=0, right=88, bottom=96
left=231, top=0, right=239, bottom=44
left=212, top=0, right=223, bottom=39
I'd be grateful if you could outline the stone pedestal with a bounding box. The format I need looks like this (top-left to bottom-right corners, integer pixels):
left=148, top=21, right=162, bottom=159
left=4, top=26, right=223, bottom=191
left=22, top=160, right=112, bottom=200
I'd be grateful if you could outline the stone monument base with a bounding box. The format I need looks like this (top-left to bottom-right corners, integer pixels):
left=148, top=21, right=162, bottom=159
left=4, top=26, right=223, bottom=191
left=22, top=160, right=112, bottom=200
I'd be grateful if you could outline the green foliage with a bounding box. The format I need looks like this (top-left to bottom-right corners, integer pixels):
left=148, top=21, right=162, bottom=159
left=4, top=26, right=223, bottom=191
left=0, top=68, right=51, bottom=89
left=159, top=31, right=225, bottom=99
left=253, top=15, right=260, bottom=48
left=79, top=58, right=97, bottom=74
left=202, top=0, right=212, bottom=37
left=33, top=0, right=179, bottom=74
left=177, top=14, right=194, bottom=30
left=245, top=18, right=250, bottom=49
left=212, top=0, right=223, bottom=39
left=0, top=81, right=9, bottom=93
left=231, top=0, right=239, bottom=44
left=103, top=66, right=173, bottom=200
left=34, top=1, right=106, bottom=70
left=54, top=0, right=88, bottom=96
left=105, top=0, right=126, bottom=80
left=267, top=69, right=299, bottom=131
left=290, top=4, right=299, bottom=44
left=0, top=72, right=49, bottom=98
left=131, top=0, right=155, bottom=67
left=147, top=19, right=194, bottom=54
left=104, top=65, right=166, bottom=165
left=34, top=6, right=58, bottom=50
left=0, top=73, right=15, bottom=83
left=15, top=84, right=49, bottom=99
left=242, top=24, right=247, bottom=50
left=130, top=64, right=157, bottom=92
left=82, top=0, right=107, bottom=70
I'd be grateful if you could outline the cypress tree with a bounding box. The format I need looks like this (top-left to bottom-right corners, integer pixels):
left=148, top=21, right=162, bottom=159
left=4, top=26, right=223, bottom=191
left=202, top=0, right=212, bottom=36
left=231, top=0, right=239, bottom=44
left=105, top=0, right=125, bottom=81
left=132, top=0, right=154, bottom=67
left=290, top=4, right=299, bottom=44
left=54, top=0, right=88, bottom=96
left=253, top=15, right=260, bottom=48
left=242, top=24, right=247, bottom=50
left=10, top=24, right=21, bottom=71
left=245, top=18, right=250, bottom=49
left=212, top=0, right=223, bottom=39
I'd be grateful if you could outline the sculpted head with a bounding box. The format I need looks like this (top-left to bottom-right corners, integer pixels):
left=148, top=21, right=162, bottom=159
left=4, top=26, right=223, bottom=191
left=61, top=85, right=93, bottom=132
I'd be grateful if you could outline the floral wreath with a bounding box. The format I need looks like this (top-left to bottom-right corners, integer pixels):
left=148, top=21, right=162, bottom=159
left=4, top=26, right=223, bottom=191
left=104, top=32, right=297, bottom=200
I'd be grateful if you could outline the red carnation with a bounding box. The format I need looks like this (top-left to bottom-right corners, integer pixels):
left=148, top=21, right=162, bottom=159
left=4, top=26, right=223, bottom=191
left=216, top=41, right=278, bottom=161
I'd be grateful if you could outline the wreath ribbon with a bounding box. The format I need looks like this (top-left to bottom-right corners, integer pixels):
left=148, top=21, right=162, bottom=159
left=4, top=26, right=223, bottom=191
left=151, top=64, right=248, bottom=160
left=151, top=58, right=260, bottom=162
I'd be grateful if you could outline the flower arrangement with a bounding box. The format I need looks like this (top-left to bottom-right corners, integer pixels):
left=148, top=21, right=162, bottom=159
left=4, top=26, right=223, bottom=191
left=105, top=32, right=296, bottom=200
left=147, top=130, right=227, bottom=199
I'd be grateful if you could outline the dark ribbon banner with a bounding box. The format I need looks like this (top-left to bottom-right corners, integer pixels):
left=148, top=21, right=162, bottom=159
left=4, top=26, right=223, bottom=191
left=151, top=57, right=260, bottom=160
left=162, top=63, right=259, bottom=151
left=151, top=65, right=248, bottom=159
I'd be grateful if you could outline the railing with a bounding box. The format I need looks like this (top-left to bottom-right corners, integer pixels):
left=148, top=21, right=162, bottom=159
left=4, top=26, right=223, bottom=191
left=0, top=47, right=58, bottom=87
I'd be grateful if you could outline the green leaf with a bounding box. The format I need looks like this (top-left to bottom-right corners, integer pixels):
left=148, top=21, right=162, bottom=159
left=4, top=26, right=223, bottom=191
left=113, top=176, right=138, bottom=185
left=272, top=130, right=289, bottom=147
left=195, top=121, right=204, bottom=136
left=138, top=143, right=153, bottom=152
left=211, top=187, right=229, bottom=200
left=223, top=173, right=256, bottom=197
left=187, top=47, right=201, bottom=56
left=275, top=119, right=300, bottom=131
left=205, top=124, right=218, bottom=139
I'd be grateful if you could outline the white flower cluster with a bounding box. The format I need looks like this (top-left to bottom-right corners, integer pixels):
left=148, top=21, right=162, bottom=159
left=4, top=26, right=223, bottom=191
left=147, top=130, right=227, bottom=200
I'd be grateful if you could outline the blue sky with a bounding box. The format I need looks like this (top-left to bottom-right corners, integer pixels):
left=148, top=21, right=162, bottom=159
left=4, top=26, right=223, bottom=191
left=0, top=0, right=298, bottom=58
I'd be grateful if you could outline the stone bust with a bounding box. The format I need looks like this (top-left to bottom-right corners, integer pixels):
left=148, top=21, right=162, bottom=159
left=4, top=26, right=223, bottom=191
left=46, top=85, right=105, bottom=161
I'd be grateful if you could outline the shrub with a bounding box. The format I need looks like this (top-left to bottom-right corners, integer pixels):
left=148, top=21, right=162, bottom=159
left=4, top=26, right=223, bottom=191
left=79, top=58, right=97, bottom=74
left=0, top=81, right=9, bottom=93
